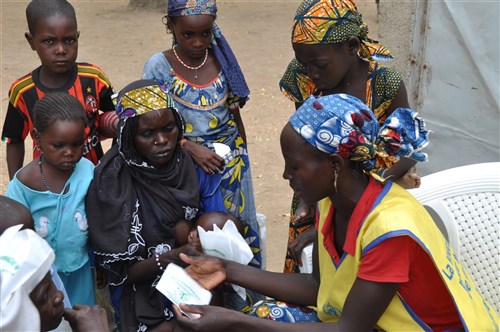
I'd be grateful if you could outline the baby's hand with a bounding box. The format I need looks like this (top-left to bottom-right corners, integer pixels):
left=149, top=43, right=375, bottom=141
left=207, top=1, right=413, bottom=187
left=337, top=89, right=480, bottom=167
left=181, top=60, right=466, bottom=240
left=188, top=229, right=202, bottom=252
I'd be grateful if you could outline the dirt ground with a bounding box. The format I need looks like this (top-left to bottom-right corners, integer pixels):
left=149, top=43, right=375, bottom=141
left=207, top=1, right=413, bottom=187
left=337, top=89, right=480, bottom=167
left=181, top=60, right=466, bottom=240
left=0, top=0, right=378, bottom=273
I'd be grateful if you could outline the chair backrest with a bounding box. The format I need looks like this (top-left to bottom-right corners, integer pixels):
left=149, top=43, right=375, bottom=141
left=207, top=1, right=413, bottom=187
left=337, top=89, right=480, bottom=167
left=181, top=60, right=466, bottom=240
left=409, top=162, right=500, bottom=312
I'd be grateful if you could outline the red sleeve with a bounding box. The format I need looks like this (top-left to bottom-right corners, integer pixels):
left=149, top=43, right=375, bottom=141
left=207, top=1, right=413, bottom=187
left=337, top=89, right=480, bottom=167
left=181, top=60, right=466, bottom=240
left=358, top=235, right=419, bottom=283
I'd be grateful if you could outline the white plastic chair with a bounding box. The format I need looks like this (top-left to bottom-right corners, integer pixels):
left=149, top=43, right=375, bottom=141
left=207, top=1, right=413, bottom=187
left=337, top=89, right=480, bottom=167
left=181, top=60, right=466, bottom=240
left=409, top=162, right=500, bottom=312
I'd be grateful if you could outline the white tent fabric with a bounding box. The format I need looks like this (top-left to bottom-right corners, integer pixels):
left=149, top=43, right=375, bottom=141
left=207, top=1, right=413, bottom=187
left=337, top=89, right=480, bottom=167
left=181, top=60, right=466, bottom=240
left=409, top=0, right=499, bottom=174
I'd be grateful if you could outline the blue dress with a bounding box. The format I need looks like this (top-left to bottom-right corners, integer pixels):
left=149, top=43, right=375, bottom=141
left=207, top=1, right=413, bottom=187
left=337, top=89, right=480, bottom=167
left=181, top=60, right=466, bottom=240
left=7, top=158, right=96, bottom=305
left=143, top=52, right=262, bottom=269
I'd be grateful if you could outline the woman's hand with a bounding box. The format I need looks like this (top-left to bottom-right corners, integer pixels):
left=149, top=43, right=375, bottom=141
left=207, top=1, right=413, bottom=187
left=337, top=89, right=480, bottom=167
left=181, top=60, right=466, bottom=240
left=173, top=304, right=235, bottom=332
left=180, top=253, right=226, bottom=290
left=183, top=141, right=224, bottom=174
left=164, top=243, right=201, bottom=267
left=63, top=305, right=109, bottom=331
left=288, top=228, right=316, bottom=266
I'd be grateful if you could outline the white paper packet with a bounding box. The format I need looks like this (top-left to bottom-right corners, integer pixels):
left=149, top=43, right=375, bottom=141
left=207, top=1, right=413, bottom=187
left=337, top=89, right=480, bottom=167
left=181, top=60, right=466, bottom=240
left=213, top=142, right=232, bottom=165
left=156, top=263, right=212, bottom=319
left=299, top=243, right=314, bottom=274
left=197, top=220, right=253, bottom=299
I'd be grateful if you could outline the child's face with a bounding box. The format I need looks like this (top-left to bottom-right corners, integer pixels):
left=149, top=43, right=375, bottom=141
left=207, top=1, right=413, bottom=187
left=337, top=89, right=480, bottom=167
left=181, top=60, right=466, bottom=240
left=171, top=14, right=214, bottom=60
left=134, top=108, right=179, bottom=168
left=29, top=272, right=65, bottom=331
left=26, top=14, right=79, bottom=75
left=35, top=120, right=86, bottom=172
left=292, top=42, right=353, bottom=92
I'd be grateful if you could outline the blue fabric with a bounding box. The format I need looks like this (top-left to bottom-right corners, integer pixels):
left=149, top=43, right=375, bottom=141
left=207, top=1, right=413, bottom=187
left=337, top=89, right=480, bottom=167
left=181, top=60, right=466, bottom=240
left=248, top=300, right=321, bottom=322
left=290, top=94, right=429, bottom=173
left=58, top=260, right=96, bottom=306
left=196, top=166, right=227, bottom=214
left=166, top=0, right=249, bottom=100
left=167, top=0, right=216, bottom=16
left=7, top=158, right=96, bottom=306
left=7, top=158, right=94, bottom=272
left=50, top=266, right=72, bottom=308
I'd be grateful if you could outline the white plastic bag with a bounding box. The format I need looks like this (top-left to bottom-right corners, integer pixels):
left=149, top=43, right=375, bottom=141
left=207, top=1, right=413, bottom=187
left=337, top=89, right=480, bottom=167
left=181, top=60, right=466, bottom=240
left=198, top=220, right=253, bottom=299
left=256, top=213, right=267, bottom=269
left=299, top=243, right=314, bottom=274
left=0, top=225, right=55, bottom=331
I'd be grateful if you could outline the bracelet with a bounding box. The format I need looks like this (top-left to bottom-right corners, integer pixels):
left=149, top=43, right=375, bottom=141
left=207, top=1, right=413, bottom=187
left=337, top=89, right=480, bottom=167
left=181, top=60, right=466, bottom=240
left=155, top=253, right=164, bottom=272
left=180, top=138, right=187, bottom=147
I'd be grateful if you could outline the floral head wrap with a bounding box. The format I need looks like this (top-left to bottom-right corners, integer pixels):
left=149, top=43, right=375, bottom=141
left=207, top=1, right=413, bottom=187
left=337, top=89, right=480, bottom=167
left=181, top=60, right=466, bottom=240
left=280, top=0, right=394, bottom=103
left=292, top=0, right=392, bottom=61
left=290, top=94, right=429, bottom=174
left=167, top=0, right=250, bottom=101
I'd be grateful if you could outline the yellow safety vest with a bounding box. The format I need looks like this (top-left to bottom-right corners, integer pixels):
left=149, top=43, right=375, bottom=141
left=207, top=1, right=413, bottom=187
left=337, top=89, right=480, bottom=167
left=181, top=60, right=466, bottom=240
left=316, top=182, right=499, bottom=331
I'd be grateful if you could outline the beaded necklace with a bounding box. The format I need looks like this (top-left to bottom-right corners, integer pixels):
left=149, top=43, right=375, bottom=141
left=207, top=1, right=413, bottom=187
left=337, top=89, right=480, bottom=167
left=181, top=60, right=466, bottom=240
left=38, top=154, right=53, bottom=193
left=173, top=45, right=208, bottom=79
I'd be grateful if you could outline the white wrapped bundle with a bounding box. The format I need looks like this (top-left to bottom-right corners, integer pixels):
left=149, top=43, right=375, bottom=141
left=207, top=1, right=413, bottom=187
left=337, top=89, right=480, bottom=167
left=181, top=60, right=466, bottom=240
left=198, top=220, right=253, bottom=299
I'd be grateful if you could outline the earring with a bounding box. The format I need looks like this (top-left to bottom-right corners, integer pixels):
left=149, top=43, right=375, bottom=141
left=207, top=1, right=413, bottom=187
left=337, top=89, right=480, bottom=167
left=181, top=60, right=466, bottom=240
left=154, top=141, right=158, bottom=145
left=333, top=169, right=338, bottom=193
left=357, top=49, right=370, bottom=62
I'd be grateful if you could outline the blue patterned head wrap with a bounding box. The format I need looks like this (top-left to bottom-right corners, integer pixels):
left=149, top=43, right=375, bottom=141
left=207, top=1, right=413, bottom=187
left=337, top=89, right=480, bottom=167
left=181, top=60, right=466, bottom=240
left=168, top=0, right=217, bottom=16
left=167, top=0, right=250, bottom=102
left=290, top=94, right=429, bottom=174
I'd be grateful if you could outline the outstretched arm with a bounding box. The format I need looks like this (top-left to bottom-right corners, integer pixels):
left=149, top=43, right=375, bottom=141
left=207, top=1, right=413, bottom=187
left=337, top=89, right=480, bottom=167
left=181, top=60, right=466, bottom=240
left=173, top=278, right=399, bottom=332
left=126, top=243, right=200, bottom=284
left=181, top=253, right=319, bottom=306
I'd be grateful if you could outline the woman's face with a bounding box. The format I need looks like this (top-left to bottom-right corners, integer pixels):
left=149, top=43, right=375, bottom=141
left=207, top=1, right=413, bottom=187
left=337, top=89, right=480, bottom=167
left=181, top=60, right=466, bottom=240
left=280, top=123, right=334, bottom=205
left=292, top=43, right=352, bottom=92
left=134, top=108, right=179, bottom=168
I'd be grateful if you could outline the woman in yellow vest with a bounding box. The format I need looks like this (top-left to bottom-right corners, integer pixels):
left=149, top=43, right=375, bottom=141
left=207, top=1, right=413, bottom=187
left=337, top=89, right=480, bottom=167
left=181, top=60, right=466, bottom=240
left=172, top=94, right=498, bottom=331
